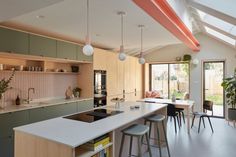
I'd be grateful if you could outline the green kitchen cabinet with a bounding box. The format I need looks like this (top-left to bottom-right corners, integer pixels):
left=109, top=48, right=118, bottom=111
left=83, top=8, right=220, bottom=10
left=0, top=110, right=29, bottom=138
left=77, top=99, right=94, bottom=112
left=46, top=102, right=77, bottom=118
left=29, top=34, right=57, bottom=57
left=29, top=107, right=48, bottom=123
left=57, top=41, right=77, bottom=60
left=0, top=27, right=29, bottom=54
left=0, top=136, right=14, bottom=157
left=77, top=46, right=93, bottom=62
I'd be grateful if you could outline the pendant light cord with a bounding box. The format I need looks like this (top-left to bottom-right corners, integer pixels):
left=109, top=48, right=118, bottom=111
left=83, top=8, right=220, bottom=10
left=87, top=0, right=90, bottom=44
left=141, top=26, right=143, bottom=54
left=121, top=13, right=124, bottom=47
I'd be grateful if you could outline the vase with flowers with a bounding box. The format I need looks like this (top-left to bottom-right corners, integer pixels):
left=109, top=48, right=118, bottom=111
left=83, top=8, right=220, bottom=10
left=0, top=71, right=15, bottom=109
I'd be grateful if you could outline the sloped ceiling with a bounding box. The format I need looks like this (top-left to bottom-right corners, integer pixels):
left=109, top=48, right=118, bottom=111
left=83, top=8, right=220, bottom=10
left=1, top=0, right=182, bottom=56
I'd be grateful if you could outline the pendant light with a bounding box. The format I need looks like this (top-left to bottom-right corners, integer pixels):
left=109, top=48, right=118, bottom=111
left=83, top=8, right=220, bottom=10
left=138, top=25, right=145, bottom=64
left=83, top=0, right=94, bottom=56
left=118, top=11, right=126, bottom=61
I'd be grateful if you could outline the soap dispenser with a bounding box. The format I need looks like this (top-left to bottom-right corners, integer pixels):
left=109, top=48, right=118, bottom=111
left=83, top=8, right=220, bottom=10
left=16, top=95, right=21, bottom=105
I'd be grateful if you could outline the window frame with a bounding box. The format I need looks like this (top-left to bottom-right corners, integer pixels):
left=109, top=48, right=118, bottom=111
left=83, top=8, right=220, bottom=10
left=149, top=62, right=190, bottom=99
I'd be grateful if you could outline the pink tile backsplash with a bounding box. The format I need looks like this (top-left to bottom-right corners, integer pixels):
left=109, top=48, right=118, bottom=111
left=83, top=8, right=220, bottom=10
left=0, top=72, right=78, bottom=105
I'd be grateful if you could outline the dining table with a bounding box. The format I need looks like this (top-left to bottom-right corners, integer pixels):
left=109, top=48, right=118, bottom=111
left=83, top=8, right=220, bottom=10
left=138, top=98, right=195, bottom=134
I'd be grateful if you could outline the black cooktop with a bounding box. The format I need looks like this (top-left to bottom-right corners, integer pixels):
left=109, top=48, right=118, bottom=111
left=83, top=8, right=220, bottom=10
left=63, top=109, right=123, bottom=123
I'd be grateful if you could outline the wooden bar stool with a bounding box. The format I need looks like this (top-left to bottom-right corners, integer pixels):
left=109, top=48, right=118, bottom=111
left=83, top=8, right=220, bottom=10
left=144, top=114, right=171, bottom=157
left=119, top=124, right=152, bottom=157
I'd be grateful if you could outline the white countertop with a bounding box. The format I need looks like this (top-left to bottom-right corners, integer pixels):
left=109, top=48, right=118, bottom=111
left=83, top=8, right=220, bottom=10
left=14, top=101, right=167, bottom=148
left=139, top=98, right=194, bottom=107
left=0, top=97, right=93, bottom=114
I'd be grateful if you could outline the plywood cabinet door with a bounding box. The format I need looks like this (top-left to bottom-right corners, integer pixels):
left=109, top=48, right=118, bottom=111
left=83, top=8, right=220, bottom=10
left=93, top=49, right=108, bottom=70
left=135, top=60, right=143, bottom=92
left=124, top=56, right=136, bottom=93
left=106, top=52, right=118, bottom=96
left=117, top=59, right=124, bottom=96
left=0, top=27, right=29, bottom=54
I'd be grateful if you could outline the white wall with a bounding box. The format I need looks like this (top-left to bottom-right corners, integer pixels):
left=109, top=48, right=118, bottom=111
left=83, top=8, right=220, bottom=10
left=167, top=0, right=193, bottom=32
left=145, top=33, right=236, bottom=113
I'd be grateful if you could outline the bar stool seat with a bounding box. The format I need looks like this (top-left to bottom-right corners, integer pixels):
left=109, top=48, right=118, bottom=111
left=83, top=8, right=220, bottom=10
left=123, top=124, right=150, bottom=136
left=145, top=114, right=165, bottom=122
left=119, top=124, right=152, bottom=157
left=144, top=114, right=171, bottom=157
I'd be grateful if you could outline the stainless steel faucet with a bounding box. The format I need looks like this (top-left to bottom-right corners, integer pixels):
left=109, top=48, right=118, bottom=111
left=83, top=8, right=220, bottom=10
left=27, top=88, right=35, bottom=104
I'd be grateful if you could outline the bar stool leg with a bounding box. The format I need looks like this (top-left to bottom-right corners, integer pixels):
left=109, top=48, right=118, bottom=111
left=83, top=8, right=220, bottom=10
left=145, top=133, right=152, bottom=157
left=138, top=137, right=142, bottom=157
left=156, top=123, right=162, bottom=157
left=149, top=122, right=153, bottom=139
left=119, top=134, right=125, bottom=157
left=129, top=136, right=133, bottom=156
left=162, top=121, right=171, bottom=157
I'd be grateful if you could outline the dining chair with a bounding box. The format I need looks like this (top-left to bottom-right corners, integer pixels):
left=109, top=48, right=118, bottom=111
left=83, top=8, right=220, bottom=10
left=167, top=103, right=180, bottom=133
left=203, top=100, right=213, bottom=116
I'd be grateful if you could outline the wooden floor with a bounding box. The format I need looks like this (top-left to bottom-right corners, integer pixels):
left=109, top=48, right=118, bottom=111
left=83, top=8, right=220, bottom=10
left=141, top=118, right=236, bottom=157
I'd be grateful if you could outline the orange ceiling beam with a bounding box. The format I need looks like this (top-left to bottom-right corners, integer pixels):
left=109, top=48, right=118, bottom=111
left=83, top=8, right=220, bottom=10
left=133, top=0, right=200, bottom=51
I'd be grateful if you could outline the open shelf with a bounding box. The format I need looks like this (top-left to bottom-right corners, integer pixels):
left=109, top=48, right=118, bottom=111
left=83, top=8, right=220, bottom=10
left=0, top=70, right=79, bottom=75
left=75, top=142, right=113, bottom=157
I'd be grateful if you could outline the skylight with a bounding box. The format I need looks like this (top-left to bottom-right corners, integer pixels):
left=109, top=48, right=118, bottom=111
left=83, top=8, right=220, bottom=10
left=197, top=9, right=235, bottom=34
left=205, top=26, right=236, bottom=45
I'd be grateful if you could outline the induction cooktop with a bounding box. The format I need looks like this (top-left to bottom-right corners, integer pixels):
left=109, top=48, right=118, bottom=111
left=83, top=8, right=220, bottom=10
left=63, top=109, right=123, bottom=123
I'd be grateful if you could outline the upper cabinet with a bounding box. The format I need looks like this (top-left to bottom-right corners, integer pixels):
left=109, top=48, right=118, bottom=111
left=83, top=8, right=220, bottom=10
left=77, top=46, right=93, bottom=62
left=29, top=34, right=57, bottom=58
left=0, top=27, right=29, bottom=54
left=56, top=41, right=77, bottom=60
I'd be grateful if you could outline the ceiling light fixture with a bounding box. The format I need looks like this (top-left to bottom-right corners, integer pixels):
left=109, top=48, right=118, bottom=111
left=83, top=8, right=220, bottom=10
left=118, top=11, right=126, bottom=61
left=83, top=0, right=94, bottom=56
left=138, top=25, right=145, bottom=64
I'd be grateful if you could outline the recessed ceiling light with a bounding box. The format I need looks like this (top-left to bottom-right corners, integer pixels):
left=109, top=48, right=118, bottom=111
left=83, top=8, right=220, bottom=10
left=36, top=15, right=45, bottom=19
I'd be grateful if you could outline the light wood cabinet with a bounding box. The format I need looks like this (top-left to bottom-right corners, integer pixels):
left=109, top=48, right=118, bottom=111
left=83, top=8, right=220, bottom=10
left=93, top=50, right=143, bottom=103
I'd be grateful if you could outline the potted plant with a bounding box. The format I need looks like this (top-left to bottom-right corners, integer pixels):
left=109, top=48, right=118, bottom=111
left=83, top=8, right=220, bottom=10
left=221, top=69, right=236, bottom=121
left=182, top=54, right=192, bottom=62
left=0, top=71, right=15, bottom=108
left=73, top=87, right=81, bottom=98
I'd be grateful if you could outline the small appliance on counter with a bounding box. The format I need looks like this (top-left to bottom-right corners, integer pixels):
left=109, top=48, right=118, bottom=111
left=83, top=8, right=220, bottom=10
left=94, top=70, right=107, bottom=107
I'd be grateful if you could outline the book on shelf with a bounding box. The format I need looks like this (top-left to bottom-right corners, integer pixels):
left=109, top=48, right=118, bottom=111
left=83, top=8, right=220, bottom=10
left=91, top=147, right=110, bottom=157
left=81, top=135, right=110, bottom=151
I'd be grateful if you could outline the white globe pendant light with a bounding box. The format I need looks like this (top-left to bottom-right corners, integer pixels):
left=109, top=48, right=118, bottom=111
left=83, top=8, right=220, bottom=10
left=138, top=25, right=145, bottom=64
left=118, top=11, right=126, bottom=61
left=83, top=0, right=94, bottom=56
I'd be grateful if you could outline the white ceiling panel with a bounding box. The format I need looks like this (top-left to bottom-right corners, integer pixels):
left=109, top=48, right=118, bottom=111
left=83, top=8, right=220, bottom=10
left=0, top=0, right=64, bottom=22
left=6, top=0, right=180, bottom=54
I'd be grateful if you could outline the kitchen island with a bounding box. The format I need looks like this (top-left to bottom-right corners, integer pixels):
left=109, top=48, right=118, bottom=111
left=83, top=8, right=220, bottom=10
left=14, top=101, right=167, bottom=157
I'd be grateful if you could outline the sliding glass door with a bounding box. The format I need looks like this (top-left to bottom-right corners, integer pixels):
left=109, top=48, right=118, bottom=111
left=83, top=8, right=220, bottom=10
left=150, top=63, right=189, bottom=99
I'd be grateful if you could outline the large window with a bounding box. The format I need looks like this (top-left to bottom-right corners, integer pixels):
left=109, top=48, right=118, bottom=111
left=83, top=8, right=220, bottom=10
left=150, top=63, right=189, bottom=99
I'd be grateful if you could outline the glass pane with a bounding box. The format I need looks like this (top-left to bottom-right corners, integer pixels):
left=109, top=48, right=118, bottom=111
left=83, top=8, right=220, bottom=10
left=151, top=64, right=168, bottom=98
left=204, top=62, right=224, bottom=117
left=169, top=64, right=189, bottom=99
left=205, top=26, right=236, bottom=45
